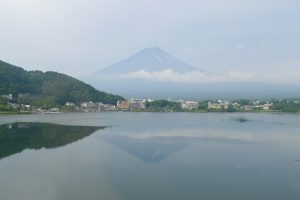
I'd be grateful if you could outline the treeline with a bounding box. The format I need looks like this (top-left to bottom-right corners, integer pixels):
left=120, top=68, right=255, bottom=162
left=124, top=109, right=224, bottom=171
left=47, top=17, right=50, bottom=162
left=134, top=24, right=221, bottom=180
left=144, top=99, right=300, bottom=113
left=0, top=60, right=124, bottom=106
left=145, top=100, right=182, bottom=111
left=0, top=97, right=15, bottom=112
left=272, top=100, right=300, bottom=113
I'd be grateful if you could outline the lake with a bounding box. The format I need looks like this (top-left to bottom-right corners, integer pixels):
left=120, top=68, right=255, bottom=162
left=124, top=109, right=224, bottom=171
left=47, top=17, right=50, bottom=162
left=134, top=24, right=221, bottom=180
left=0, top=112, right=300, bottom=200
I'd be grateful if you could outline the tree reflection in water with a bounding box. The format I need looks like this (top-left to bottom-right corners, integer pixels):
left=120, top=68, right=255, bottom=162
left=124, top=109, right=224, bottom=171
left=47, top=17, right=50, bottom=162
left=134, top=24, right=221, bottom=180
left=0, top=122, right=104, bottom=160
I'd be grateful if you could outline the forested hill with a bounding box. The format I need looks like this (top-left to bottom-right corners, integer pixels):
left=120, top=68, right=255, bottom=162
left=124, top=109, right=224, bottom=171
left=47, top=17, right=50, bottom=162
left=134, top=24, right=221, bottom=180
left=0, top=60, right=124, bottom=105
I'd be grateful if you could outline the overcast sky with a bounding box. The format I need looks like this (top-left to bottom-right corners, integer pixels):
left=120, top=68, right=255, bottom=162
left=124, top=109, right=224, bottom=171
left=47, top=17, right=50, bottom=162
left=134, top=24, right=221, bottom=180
left=0, top=0, right=300, bottom=83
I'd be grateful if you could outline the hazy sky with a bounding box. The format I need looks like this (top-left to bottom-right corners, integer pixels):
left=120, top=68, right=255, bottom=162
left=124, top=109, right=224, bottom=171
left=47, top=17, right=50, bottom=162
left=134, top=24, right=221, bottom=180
left=0, top=0, right=300, bottom=83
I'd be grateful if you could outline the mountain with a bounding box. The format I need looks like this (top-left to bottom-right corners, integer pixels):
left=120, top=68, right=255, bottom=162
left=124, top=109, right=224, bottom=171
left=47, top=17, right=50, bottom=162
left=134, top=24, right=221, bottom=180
left=95, top=47, right=204, bottom=74
left=0, top=60, right=124, bottom=105
left=81, top=47, right=299, bottom=99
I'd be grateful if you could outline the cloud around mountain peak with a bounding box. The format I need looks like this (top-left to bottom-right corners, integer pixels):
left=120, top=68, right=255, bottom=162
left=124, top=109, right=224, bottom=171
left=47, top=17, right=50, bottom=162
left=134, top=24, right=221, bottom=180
left=91, top=47, right=300, bottom=85
left=100, top=69, right=254, bottom=83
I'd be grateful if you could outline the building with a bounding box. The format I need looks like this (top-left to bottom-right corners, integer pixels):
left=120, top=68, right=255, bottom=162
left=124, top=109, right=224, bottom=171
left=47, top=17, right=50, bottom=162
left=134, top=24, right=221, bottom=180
left=49, top=108, right=60, bottom=112
left=1, top=94, right=13, bottom=101
left=252, top=105, right=263, bottom=109
left=253, top=101, right=260, bottom=106
left=106, top=105, right=117, bottom=111
left=99, top=103, right=117, bottom=111
left=129, top=99, right=145, bottom=110
left=232, top=102, right=240, bottom=109
left=21, top=104, right=31, bottom=109
left=208, top=101, right=230, bottom=110
left=117, top=100, right=130, bottom=110
left=95, top=102, right=105, bottom=110
left=263, top=102, right=273, bottom=110
left=80, top=101, right=97, bottom=112
left=65, top=102, right=75, bottom=107
left=81, top=101, right=96, bottom=108
left=180, top=100, right=199, bottom=110
left=241, top=105, right=252, bottom=111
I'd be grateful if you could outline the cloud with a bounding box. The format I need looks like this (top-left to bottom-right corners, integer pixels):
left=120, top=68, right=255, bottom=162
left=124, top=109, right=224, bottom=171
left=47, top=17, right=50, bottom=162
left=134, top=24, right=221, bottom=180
left=101, top=128, right=254, bottom=142
left=100, top=69, right=255, bottom=83
left=95, top=66, right=300, bottom=85
left=227, top=70, right=254, bottom=80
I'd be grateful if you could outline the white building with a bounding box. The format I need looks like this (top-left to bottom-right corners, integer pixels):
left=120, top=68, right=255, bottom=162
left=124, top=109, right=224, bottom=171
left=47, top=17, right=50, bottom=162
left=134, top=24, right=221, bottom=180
left=65, top=102, right=75, bottom=107
left=129, top=99, right=145, bottom=109
left=80, top=101, right=97, bottom=112
left=263, top=102, right=273, bottom=110
left=208, top=101, right=230, bottom=110
left=1, top=94, right=13, bottom=101
left=241, top=105, right=252, bottom=111
left=21, top=104, right=31, bottom=109
left=180, top=101, right=199, bottom=110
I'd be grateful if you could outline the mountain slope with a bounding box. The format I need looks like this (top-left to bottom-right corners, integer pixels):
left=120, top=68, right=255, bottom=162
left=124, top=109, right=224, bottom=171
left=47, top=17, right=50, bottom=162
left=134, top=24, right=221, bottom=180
left=0, top=60, right=124, bottom=105
left=95, top=47, right=204, bottom=74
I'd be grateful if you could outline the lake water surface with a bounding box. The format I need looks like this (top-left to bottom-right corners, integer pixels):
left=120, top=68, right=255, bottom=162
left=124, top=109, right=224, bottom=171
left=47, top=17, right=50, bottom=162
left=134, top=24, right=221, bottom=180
left=0, top=112, right=300, bottom=200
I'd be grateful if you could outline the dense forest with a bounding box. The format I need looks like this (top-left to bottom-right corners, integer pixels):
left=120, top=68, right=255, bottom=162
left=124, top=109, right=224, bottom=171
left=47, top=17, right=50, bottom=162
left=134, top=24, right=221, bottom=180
left=0, top=60, right=124, bottom=106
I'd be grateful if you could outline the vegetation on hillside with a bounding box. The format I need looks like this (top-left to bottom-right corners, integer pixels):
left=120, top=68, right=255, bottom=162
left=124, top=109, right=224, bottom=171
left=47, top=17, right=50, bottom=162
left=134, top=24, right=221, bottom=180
left=0, top=60, right=124, bottom=106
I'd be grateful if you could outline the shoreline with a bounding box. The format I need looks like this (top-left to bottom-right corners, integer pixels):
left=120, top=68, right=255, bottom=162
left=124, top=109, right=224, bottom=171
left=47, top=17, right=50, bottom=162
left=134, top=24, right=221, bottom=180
left=1, top=110, right=299, bottom=115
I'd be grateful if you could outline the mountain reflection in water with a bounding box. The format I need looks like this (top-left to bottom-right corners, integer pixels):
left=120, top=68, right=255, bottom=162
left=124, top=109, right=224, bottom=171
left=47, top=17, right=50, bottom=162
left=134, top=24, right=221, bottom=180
left=100, top=136, right=189, bottom=163
left=0, top=122, right=104, bottom=160
left=98, top=130, right=252, bottom=164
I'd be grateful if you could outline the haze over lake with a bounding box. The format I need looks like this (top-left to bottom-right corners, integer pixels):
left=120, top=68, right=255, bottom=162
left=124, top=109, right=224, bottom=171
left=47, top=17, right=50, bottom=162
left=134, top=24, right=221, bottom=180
left=1, top=112, right=300, bottom=200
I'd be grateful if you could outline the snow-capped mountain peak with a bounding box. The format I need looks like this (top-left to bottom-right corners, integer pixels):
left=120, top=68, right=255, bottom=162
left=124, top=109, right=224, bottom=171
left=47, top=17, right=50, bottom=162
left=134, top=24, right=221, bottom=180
left=95, top=47, right=204, bottom=74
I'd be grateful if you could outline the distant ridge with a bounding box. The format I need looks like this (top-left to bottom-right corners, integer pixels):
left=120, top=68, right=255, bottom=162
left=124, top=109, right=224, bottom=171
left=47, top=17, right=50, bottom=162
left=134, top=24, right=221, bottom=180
left=95, top=47, right=205, bottom=74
